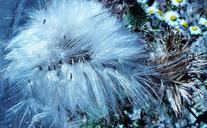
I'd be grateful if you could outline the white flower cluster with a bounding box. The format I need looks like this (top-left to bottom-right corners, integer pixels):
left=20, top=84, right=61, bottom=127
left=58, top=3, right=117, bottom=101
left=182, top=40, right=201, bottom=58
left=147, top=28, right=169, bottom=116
left=137, top=0, right=207, bottom=35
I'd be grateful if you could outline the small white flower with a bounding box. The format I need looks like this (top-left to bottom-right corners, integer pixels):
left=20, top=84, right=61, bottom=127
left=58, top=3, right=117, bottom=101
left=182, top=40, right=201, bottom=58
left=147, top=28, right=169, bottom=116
left=146, top=6, right=158, bottom=15
left=137, top=0, right=148, bottom=4
left=155, top=9, right=164, bottom=20
left=189, top=25, right=201, bottom=35
left=179, top=19, right=188, bottom=28
left=199, top=17, right=207, bottom=27
left=174, top=26, right=182, bottom=33
left=164, top=11, right=180, bottom=26
left=171, top=0, right=186, bottom=6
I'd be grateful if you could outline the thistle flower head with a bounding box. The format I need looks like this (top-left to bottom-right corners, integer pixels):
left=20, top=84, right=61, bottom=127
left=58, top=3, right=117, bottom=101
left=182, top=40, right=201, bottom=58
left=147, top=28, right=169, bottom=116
left=147, top=27, right=204, bottom=115
left=3, top=0, right=152, bottom=127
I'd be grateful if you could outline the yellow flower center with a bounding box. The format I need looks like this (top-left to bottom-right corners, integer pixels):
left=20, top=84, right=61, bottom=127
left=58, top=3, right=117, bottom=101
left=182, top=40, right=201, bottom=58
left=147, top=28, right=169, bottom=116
left=157, top=9, right=163, bottom=16
left=182, top=21, right=188, bottom=28
left=148, top=9, right=154, bottom=14
left=176, top=0, right=183, bottom=3
left=170, top=15, right=177, bottom=21
left=204, top=21, right=207, bottom=25
left=176, top=28, right=181, bottom=32
left=191, top=26, right=198, bottom=31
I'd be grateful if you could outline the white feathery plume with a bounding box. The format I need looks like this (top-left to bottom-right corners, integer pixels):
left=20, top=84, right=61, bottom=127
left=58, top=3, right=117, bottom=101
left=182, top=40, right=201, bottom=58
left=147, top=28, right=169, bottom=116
left=2, top=0, right=155, bottom=127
